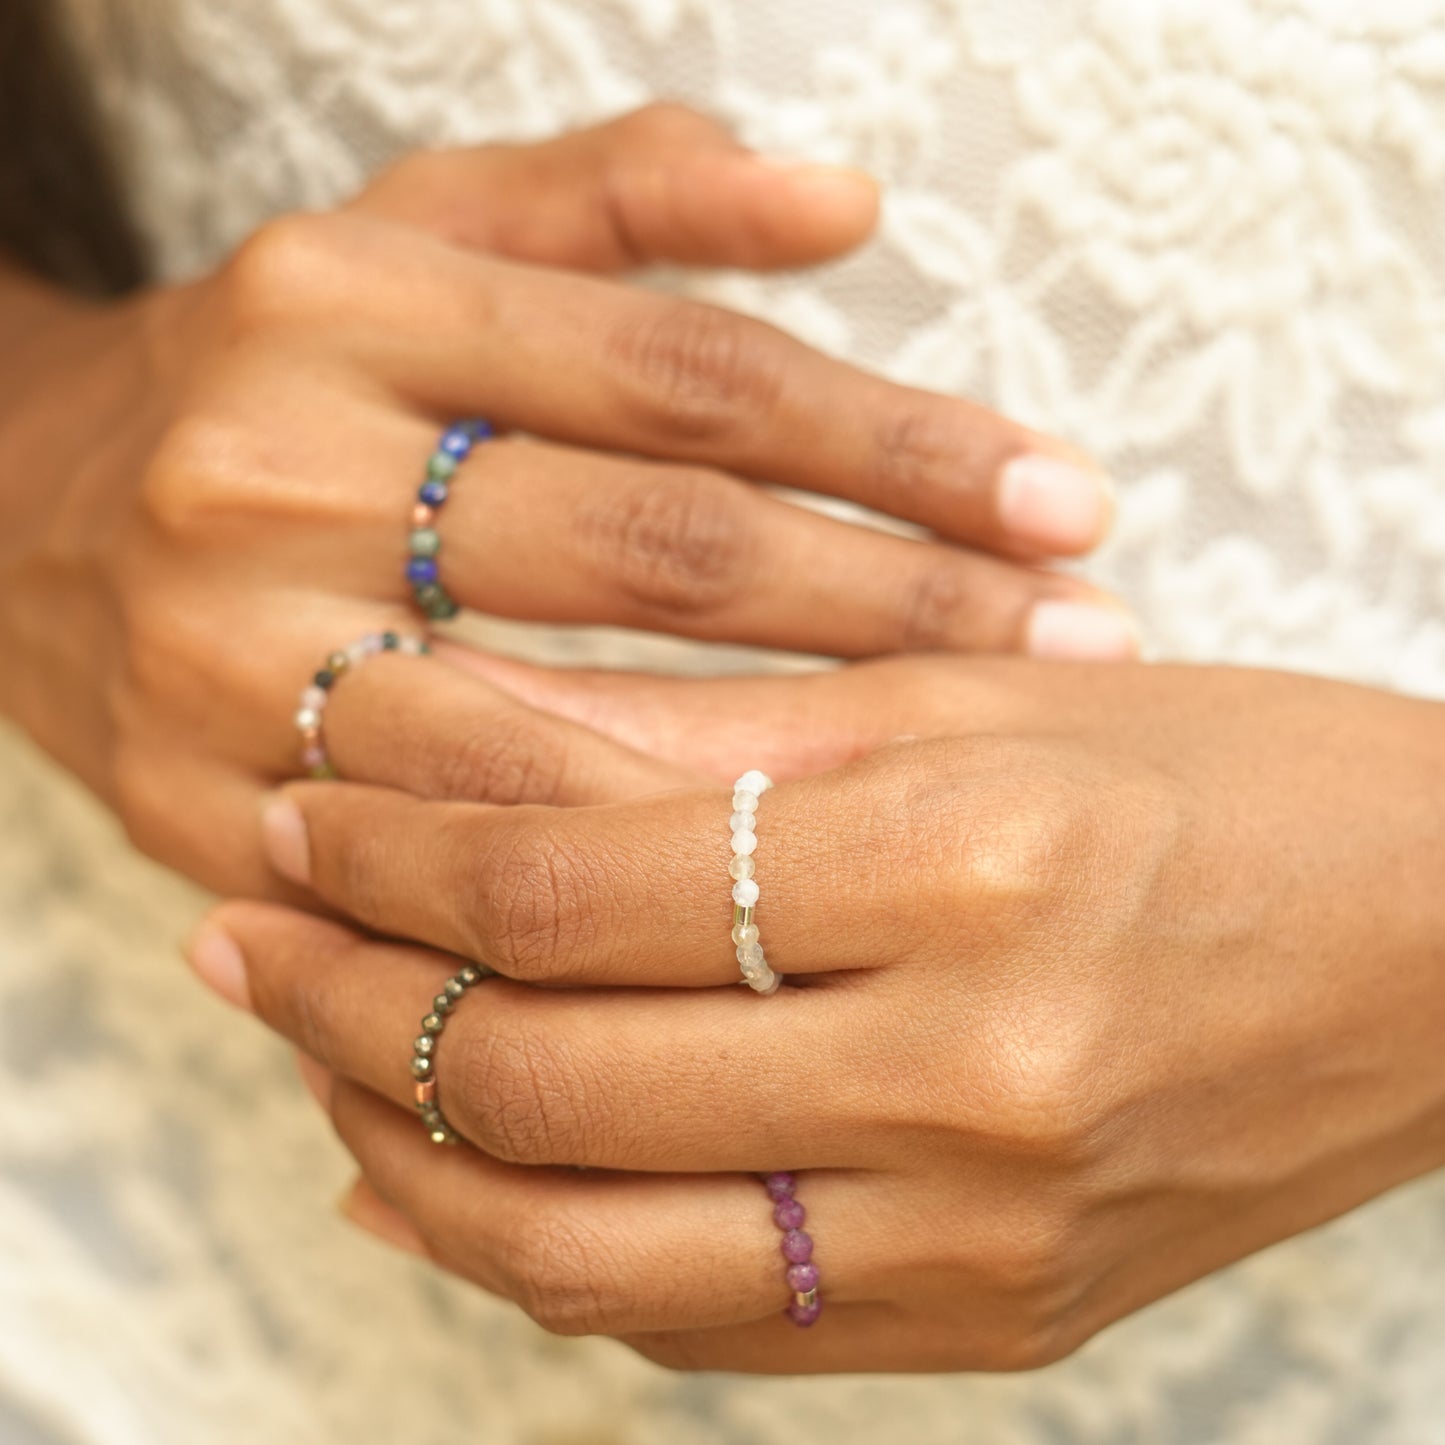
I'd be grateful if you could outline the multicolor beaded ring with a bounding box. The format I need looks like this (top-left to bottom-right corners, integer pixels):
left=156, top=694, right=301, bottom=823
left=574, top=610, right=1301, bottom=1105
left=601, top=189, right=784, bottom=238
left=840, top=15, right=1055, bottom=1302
left=294, top=630, right=430, bottom=780
left=729, top=770, right=780, bottom=994
left=407, top=418, right=495, bottom=621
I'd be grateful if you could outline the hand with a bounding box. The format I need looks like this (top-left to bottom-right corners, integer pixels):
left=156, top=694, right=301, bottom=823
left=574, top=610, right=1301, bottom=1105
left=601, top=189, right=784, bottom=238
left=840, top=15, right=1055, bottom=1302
left=191, top=659, right=1445, bottom=1372
left=0, top=104, right=1129, bottom=897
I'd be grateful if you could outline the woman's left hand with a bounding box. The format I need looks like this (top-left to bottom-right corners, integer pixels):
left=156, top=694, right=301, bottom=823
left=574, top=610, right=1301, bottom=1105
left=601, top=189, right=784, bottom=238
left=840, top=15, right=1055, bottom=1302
left=189, top=659, right=1445, bottom=1373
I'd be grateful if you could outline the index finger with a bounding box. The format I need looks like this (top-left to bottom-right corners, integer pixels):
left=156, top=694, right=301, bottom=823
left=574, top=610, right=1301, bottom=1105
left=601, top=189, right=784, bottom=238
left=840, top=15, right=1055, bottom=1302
left=293, top=213, right=1112, bottom=558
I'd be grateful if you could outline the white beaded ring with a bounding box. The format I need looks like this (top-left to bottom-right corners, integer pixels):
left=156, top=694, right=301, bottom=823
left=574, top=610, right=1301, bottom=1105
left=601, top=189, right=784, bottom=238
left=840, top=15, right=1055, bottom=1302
left=729, top=769, right=780, bottom=995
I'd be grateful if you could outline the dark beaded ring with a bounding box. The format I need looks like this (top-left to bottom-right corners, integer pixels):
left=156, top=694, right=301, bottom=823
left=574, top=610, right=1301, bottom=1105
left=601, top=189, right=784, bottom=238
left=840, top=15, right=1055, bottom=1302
left=407, top=419, right=495, bottom=621
left=411, top=963, right=495, bottom=1145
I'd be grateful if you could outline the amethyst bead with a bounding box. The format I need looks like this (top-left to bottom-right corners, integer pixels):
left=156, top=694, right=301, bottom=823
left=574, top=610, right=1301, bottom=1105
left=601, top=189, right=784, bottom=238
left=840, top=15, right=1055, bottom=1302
left=764, top=1172, right=796, bottom=1199
left=406, top=557, right=439, bottom=585
left=773, top=1198, right=806, bottom=1230
left=781, top=1229, right=813, bottom=1264
left=787, top=1299, right=822, bottom=1328
left=786, top=1263, right=819, bottom=1293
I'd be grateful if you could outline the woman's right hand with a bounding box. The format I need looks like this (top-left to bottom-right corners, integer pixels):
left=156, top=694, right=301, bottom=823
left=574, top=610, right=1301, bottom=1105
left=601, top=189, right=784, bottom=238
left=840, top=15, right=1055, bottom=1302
left=0, top=104, right=1131, bottom=896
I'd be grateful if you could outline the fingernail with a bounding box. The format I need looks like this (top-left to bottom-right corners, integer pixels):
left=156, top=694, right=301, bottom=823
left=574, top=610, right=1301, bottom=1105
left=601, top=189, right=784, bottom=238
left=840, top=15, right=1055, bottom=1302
left=261, top=794, right=310, bottom=885
left=1027, top=601, right=1141, bottom=661
left=186, top=923, right=252, bottom=1012
left=339, top=1180, right=428, bottom=1257
left=999, top=456, right=1114, bottom=554
left=295, top=1051, right=334, bottom=1111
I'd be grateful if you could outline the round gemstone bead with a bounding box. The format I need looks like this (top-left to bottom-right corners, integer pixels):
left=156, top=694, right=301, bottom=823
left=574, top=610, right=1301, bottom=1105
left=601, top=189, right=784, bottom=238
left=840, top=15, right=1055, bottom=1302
left=774, top=1198, right=806, bottom=1230
left=419, top=480, right=449, bottom=506
left=421, top=1013, right=443, bottom=1034
left=729, top=811, right=753, bottom=833
left=444, top=978, right=466, bottom=1000
left=735, top=770, right=772, bottom=796
left=732, top=790, right=759, bottom=813
left=410, top=1056, right=433, bottom=1080
left=301, top=686, right=326, bottom=712
left=732, top=878, right=760, bottom=907
left=467, top=418, right=496, bottom=441
left=459, top=966, right=482, bottom=986
left=737, top=942, right=765, bottom=967
left=294, top=707, right=321, bottom=731
left=439, top=426, right=473, bottom=457
left=730, top=830, right=757, bottom=856
left=414, top=1034, right=435, bottom=1056
left=764, top=1172, right=796, bottom=1198
left=409, top=527, right=441, bottom=557
left=728, top=855, right=755, bottom=881
left=786, top=1263, right=819, bottom=1293
left=787, top=1299, right=822, bottom=1328
left=326, top=652, right=349, bottom=673
left=781, top=1229, right=813, bottom=1264
left=427, top=452, right=459, bottom=479
left=302, top=746, right=326, bottom=770
left=433, top=994, right=453, bottom=1015
left=731, top=922, right=760, bottom=947
left=313, top=669, right=336, bottom=691
left=406, top=557, right=439, bottom=585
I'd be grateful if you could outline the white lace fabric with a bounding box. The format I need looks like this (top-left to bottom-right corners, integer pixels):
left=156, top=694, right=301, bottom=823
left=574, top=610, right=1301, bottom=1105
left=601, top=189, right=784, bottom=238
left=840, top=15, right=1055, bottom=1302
left=3, top=1, right=1444, bottom=1440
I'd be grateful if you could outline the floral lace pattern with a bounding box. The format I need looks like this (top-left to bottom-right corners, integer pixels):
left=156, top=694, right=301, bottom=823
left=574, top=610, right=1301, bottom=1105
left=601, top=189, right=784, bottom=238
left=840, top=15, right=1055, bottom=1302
left=6, top=0, right=1444, bottom=1440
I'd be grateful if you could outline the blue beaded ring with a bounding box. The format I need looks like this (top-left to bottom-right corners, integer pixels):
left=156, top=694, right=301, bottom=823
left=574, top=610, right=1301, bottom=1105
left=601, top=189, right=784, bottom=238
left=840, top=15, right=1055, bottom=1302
left=406, top=419, right=495, bottom=620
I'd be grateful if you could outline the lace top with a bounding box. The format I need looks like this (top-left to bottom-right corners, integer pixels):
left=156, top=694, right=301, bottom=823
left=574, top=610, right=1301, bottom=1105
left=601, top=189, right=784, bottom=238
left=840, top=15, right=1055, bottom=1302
left=2, top=2, right=1443, bottom=1441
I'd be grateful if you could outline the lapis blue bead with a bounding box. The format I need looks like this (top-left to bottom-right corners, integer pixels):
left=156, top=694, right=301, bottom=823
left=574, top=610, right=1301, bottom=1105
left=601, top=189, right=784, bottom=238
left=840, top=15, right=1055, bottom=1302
left=419, top=480, right=448, bottom=507
left=407, top=557, right=440, bottom=585
left=466, top=418, right=495, bottom=441
left=439, top=426, right=473, bottom=458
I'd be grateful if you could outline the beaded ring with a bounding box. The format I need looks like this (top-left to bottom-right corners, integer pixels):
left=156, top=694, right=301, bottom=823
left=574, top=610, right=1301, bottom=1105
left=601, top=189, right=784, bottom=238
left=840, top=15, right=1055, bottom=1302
left=764, top=1172, right=822, bottom=1327
left=411, top=963, right=497, bottom=1145
left=294, top=630, right=430, bottom=780
left=407, top=418, right=496, bottom=620
left=729, top=770, right=779, bottom=994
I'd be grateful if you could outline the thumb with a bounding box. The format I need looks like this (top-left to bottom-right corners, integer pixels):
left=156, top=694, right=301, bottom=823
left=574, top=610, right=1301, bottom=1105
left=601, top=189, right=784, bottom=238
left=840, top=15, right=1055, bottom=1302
left=350, top=102, right=880, bottom=273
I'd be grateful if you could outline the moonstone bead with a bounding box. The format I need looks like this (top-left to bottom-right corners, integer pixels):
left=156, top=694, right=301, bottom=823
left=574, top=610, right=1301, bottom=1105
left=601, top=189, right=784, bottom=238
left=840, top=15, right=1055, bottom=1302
left=729, top=811, right=753, bottom=833
left=732, top=878, right=760, bottom=907
left=753, top=970, right=780, bottom=995
left=781, top=1229, right=813, bottom=1264
left=735, top=770, right=772, bottom=796
left=295, top=707, right=321, bottom=731
left=774, top=1198, right=806, bottom=1230
left=731, top=789, right=759, bottom=813
left=729, top=855, right=755, bottom=881
left=730, top=830, right=757, bottom=856
left=786, top=1263, right=820, bottom=1293
left=731, top=922, right=760, bottom=947
left=301, top=686, right=327, bottom=712
left=737, top=943, right=765, bottom=967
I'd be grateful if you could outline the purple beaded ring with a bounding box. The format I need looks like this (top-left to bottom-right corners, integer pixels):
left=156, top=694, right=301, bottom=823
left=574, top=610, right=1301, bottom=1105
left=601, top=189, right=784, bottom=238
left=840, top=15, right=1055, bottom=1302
left=764, top=1172, right=821, bottom=1327
left=407, top=418, right=495, bottom=621
left=295, top=630, right=430, bottom=779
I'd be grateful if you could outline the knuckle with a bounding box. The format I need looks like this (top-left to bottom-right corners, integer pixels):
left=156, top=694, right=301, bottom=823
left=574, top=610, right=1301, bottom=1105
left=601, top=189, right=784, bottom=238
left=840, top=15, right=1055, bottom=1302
left=898, top=563, right=976, bottom=651
left=872, top=403, right=983, bottom=506
left=581, top=471, right=749, bottom=615
left=223, top=211, right=350, bottom=328
left=471, top=823, right=605, bottom=984
left=452, top=1020, right=595, bottom=1166
left=618, top=100, right=715, bottom=149
left=139, top=413, right=260, bottom=537
left=606, top=302, right=785, bottom=442
left=437, top=711, right=570, bottom=807
left=504, top=1207, right=632, bottom=1336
